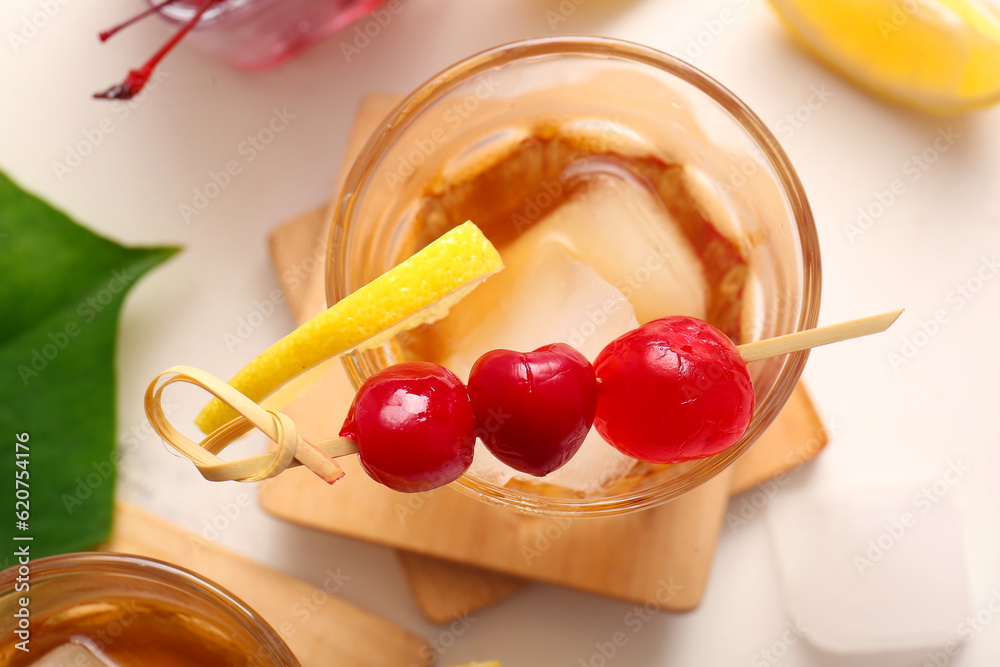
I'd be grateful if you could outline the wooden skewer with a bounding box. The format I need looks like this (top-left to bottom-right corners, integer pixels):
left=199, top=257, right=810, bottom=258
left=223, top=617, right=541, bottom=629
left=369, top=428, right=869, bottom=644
left=144, top=366, right=353, bottom=484
left=239, top=437, right=359, bottom=473
left=738, top=309, right=903, bottom=362
left=145, top=310, right=903, bottom=485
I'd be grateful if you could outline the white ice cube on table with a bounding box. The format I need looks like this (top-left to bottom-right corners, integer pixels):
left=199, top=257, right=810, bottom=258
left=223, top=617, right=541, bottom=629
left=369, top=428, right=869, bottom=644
left=441, top=239, right=639, bottom=493
left=766, top=475, right=972, bottom=654
left=507, top=170, right=707, bottom=324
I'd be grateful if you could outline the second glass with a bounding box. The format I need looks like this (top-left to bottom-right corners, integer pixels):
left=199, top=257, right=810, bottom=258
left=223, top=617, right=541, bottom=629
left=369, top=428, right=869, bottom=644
left=0, top=552, right=299, bottom=666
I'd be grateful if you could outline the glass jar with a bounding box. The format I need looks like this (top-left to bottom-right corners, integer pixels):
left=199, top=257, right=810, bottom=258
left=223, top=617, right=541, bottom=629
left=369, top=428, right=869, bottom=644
left=327, top=36, right=821, bottom=516
left=0, top=552, right=299, bottom=666
left=151, top=0, right=390, bottom=69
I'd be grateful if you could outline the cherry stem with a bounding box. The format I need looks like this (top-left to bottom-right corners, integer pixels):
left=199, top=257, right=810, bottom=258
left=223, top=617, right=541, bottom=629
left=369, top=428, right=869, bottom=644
left=98, top=0, right=182, bottom=42
left=94, top=0, right=217, bottom=100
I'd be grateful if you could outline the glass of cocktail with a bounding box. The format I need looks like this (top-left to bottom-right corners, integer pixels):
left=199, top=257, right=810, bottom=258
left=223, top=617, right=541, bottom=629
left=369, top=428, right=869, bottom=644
left=326, top=37, right=820, bottom=516
left=0, top=553, right=299, bottom=666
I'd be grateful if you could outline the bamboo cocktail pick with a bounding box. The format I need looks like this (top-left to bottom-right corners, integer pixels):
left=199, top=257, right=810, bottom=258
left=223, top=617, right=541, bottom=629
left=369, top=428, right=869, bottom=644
left=144, top=310, right=903, bottom=486
left=145, top=365, right=358, bottom=484
left=738, top=309, right=902, bottom=362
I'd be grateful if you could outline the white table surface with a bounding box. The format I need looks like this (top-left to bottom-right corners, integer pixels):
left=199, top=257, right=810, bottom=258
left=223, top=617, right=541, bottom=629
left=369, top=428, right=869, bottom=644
left=4, top=0, right=1000, bottom=664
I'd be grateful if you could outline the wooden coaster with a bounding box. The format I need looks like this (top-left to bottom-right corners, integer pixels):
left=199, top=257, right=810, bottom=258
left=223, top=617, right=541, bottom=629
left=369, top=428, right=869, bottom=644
left=259, top=95, right=828, bottom=623
left=103, top=503, right=431, bottom=666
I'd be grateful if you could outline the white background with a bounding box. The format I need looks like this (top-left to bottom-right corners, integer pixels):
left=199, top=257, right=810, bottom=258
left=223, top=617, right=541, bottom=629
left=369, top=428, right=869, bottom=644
left=3, top=0, right=999, bottom=664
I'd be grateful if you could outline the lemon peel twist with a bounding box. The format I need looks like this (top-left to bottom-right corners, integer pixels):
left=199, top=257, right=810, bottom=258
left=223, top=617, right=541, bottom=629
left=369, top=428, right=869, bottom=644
left=144, top=221, right=503, bottom=484
left=195, top=221, right=504, bottom=433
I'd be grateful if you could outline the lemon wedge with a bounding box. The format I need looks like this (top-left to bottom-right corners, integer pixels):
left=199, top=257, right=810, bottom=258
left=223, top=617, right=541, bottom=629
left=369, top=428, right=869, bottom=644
left=195, top=221, right=503, bottom=433
left=767, top=0, right=1000, bottom=113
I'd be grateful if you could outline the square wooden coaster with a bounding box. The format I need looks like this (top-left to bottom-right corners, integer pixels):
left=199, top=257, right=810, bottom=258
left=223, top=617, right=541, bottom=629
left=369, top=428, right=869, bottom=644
left=260, top=96, right=827, bottom=622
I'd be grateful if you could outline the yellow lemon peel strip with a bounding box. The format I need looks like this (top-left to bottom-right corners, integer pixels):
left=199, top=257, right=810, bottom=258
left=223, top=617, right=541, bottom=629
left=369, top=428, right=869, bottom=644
left=195, top=221, right=503, bottom=433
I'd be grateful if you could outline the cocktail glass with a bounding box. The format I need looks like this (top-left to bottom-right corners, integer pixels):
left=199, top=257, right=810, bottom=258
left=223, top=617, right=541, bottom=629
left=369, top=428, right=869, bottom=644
left=0, top=552, right=299, bottom=666
left=327, top=37, right=821, bottom=516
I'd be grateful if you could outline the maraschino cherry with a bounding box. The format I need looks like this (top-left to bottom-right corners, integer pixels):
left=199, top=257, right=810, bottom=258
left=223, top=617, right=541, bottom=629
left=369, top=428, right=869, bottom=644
left=593, top=316, right=754, bottom=464
left=94, top=0, right=219, bottom=100
left=336, top=317, right=758, bottom=491
left=468, top=343, right=597, bottom=476
left=339, top=362, right=477, bottom=493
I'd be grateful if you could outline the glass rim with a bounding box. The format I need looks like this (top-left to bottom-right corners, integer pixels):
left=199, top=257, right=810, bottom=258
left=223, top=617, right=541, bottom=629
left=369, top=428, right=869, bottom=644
left=327, top=35, right=821, bottom=517
left=155, top=0, right=252, bottom=23
left=1, top=551, right=298, bottom=662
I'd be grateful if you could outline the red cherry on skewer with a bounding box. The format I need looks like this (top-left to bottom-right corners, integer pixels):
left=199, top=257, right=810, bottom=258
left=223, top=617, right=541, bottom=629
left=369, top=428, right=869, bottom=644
left=339, top=362, right=476, bottom=493
left=468, top=343, right=597, bottom=477
left=593, top=316, right=754, bottom=464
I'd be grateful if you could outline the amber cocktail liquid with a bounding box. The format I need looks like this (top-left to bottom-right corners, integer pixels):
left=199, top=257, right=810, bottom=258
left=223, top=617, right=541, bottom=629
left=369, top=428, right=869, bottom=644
left=0, top=554, right=299, bottom=667
left=401, top=124, right=751, bottom=494
left=3, top=600, right=249, bottom=667
left=330, top=38, right=820, bottom=514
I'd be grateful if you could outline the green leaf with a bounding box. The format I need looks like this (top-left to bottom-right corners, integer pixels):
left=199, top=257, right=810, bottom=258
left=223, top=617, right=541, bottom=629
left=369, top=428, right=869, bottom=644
left=0, top=170, right=179, bottom=565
